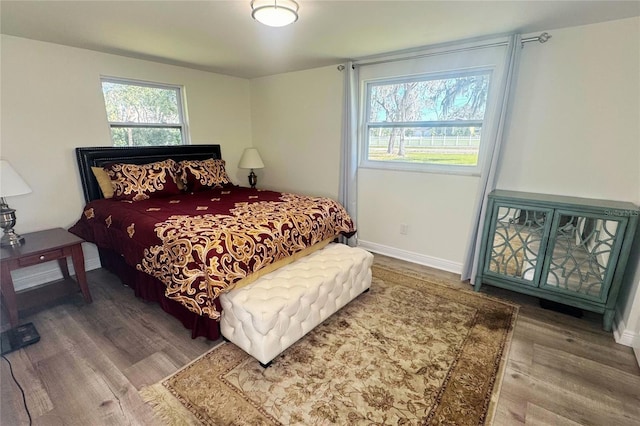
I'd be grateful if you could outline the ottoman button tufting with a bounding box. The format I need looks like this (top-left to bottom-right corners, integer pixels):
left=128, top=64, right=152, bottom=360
left=220, top=243, right=373, bottom=367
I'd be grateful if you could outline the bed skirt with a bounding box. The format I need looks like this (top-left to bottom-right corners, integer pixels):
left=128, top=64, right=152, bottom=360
left=98, top=248, right=221, bottom=340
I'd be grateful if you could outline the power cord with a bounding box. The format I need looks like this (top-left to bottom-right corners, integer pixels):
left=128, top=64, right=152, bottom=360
left=1, top=354, right=33, bottom=425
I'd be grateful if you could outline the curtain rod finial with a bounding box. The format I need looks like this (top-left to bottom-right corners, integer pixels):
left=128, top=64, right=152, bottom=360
left=539, top=32, right=551, bottom=43
left=337, top=64, right=345, bottom=71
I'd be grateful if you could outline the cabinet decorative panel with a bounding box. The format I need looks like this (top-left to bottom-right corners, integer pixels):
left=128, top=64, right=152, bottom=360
left=487, top=206, right=550, bottom=285
left=475, top=190, right=638, bottom=331
left=541, top=213, right=621, bottom=302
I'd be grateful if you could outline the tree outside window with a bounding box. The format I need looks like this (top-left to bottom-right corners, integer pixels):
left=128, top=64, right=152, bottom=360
left=101, top=78, right=188, bottom=146
left=364, top=71, right=491, bottom=171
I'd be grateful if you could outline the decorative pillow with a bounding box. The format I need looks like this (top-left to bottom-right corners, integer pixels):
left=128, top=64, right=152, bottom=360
left=105, top=159, right=182, bottom=201
left=91, top=166, right=114, bottom=199
left=179, top=158, right=232, bottom=192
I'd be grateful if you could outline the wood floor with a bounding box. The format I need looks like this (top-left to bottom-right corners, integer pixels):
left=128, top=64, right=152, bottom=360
left=2, top=254, right=639, bottom=425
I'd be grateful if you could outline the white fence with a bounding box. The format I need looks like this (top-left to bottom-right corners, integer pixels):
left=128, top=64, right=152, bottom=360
left=370, top=135, right=481, bottom=148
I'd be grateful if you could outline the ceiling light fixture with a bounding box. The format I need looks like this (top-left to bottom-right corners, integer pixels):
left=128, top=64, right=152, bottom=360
left=251, top=0, right=299, bottom=27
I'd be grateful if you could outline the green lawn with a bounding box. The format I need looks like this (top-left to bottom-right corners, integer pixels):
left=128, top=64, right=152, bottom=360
left=369, top=151, right=478, bottom=165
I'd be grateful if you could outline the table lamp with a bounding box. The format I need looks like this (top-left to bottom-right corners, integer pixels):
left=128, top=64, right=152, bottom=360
left=0, top=160, right=32, bottom=247
left=238, top=148, right=265, bottom=189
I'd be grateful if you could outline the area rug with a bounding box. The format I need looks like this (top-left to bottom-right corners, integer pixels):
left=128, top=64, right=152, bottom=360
left=141, top=265, right=518, bottom=425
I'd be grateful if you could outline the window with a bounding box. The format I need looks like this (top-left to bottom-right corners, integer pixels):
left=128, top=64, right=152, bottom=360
left=362, top=70, right=492, bottom=174
left=101, top=78, right=188, bottom=146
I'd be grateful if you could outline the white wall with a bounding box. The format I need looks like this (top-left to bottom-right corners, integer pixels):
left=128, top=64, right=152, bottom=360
left=249, top=62, right=482, bottom=272
left=499, top=18, right=640, bottom=348
left=498, top=19, right=639, bottom=201
left=616, top=232, right=640, bottom=352
left=3, top=18, right=638, bottom=346
left=355, top=39, right=511, bottom=272
left=1, top=35, right=252, bottom=234
left=358, top=169, right=478, bottom=271
left=1, top=35, right=252, bottom=290
left=356, top=18, right=640, bottom=272
left=248, top=17, right=640, bottom=345
left=249, top=65, right=343, bottom=199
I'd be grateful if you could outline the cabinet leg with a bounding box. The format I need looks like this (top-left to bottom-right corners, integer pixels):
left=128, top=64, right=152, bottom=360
left=473, top=278, right=482, bottom=292
left=603, top=309, right=615, bottom=332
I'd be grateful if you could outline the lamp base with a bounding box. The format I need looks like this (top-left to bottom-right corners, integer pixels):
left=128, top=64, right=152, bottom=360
left=248, top=170, right=258, bottom=189
left=0, top=206, right=24, bottom=247
left=1, top=230, right=25, bottom=247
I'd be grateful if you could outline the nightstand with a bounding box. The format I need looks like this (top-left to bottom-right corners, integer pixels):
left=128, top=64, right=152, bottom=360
left=0, top=228, right=92, bottom=327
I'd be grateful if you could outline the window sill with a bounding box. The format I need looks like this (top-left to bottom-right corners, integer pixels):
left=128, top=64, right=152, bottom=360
left=359, top=161, right=481, bottom=177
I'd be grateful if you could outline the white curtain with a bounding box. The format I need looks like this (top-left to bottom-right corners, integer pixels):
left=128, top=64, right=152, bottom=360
left=338, top=61, right=359, bottom=247
left=461, top=34, right=523, bottom=283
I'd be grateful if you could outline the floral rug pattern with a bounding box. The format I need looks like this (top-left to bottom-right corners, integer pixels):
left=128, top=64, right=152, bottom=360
left=141, top=265, right=518, bottom=425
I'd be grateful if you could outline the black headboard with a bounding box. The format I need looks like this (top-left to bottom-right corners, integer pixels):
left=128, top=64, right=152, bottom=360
left=75, top=145, right=223, bottom=203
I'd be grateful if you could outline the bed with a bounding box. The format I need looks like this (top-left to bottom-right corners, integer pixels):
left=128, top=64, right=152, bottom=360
left=70, top=145, right=355, bottom=340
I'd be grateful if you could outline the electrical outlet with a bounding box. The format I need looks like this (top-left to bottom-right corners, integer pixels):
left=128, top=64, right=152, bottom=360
left=400, top=223, right=408, bottom=235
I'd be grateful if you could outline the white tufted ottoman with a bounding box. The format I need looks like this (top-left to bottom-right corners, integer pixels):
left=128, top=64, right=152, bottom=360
left=219, top=243, right=373, bottom=367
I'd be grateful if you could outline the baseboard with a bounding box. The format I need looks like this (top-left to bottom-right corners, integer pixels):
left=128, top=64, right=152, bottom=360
left=357, top=240, right=463, bottom=274
left=12, top=243, right=102, bottom=292
left=613, top=311, right=640, bottom=348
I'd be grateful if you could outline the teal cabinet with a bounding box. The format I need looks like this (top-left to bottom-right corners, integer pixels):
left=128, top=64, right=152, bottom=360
left=475, top=190, right=638, bottom=331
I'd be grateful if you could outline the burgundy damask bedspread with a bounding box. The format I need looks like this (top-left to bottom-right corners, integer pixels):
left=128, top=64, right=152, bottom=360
left=69, top=186, right=355, bottom=320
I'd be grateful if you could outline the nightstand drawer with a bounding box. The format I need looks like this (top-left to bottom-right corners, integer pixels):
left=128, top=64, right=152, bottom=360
left=18, top=249, right=64, bottom=267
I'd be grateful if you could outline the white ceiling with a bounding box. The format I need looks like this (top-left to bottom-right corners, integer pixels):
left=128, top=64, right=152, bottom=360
left=1, top=1, right=639, bottom=79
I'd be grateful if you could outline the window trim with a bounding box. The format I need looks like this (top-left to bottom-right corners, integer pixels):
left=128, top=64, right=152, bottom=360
left=359, top=68, right=494, bottom=176
left=100, top=76, right=190, bottom=146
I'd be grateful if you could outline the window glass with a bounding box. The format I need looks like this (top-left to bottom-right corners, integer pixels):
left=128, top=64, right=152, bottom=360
left=101, top=78, right=187, bottom=146
left=363, top=71, right=491, bottom=172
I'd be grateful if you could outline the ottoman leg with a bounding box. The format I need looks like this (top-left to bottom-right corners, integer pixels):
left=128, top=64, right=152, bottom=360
left=260, top=360, right=272, bottom=369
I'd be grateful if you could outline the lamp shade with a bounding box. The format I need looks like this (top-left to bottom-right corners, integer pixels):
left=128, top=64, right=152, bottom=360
left=238, top=148, right=265, bottom=170
left=251, top=0, right=299, bottom=27
left=0, top=160, right=32, bottom=198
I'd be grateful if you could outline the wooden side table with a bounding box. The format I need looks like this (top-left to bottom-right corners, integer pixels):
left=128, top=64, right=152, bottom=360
left=0, top=228, right=92, bottom=327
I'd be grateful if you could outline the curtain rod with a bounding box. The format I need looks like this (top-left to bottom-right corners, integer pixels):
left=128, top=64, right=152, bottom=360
left=337, top=32, right=552, bottom=71
left=521, top=32, right=552, bottom=46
